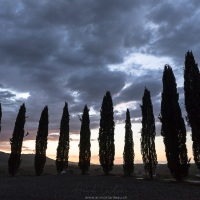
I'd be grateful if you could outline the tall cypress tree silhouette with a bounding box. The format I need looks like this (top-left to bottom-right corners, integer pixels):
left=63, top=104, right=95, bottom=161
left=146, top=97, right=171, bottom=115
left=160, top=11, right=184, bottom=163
left=8, top=103, right=26, bottom=176
left=141, top=88, right=157, bottom=179
left=78, top=105, right=91, bottom=175
left=159, top=65, right=189, bottom=181
left=123, top=109, right=134, bottom=176
left=34, top=106, right=48, bottom=176
left=184, top=51, right=200, bottom=169
left=56, top=102, right=70, bottom=174
left=98, top=91, right=115, bottom=175
left=0, top=103, right=2, bottom=133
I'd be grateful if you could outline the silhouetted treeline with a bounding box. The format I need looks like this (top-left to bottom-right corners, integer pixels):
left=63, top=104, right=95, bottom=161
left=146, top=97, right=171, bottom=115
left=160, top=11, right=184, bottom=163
left=3, top=51, right=200, bottom=180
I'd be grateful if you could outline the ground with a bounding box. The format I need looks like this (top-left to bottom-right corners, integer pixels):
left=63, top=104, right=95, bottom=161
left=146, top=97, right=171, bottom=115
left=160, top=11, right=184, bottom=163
left=1, top=152, right=200, bottom=200
left=0, top=174, right=200, bottom=200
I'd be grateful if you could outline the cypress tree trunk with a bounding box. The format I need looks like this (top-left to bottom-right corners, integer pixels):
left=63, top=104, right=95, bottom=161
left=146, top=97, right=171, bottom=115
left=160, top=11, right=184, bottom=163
left=141, top=88, right=157, bottom=179
left=78, top=105, right=91, bottom=175
left=56, top=102, right=70, bottom=174
left=98, top=91, right=115, bottom=175
left=160, top=65, right=189, bottom=181
left=8, top=103, right=26, bottom=176
left=34, top=106, right=48, bottom=176
left=123, top=109, right=134, bottom=176
left=184, top=51, right=200, bottom=169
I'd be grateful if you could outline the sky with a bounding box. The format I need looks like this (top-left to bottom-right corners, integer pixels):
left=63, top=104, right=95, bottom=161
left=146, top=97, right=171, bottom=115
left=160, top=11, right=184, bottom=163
left=0, top=0, right=199, bottom=164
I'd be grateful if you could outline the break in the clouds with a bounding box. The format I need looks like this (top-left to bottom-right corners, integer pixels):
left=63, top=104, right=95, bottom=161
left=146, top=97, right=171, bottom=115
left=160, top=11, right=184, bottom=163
left=0, top=0, right=199, bottom=145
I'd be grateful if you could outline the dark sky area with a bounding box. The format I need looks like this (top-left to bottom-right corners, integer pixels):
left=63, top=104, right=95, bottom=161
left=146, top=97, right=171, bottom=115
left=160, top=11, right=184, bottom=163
left=0, top=0, right=200, bottom=148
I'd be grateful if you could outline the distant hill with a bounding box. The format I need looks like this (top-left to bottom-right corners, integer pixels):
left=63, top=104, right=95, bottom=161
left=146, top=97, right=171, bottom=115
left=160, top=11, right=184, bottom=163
left=0, top=151, right=78, bottom=175
left=0, top=151, right=55, bottom=166
left=1, top=151, right=199, bottom=177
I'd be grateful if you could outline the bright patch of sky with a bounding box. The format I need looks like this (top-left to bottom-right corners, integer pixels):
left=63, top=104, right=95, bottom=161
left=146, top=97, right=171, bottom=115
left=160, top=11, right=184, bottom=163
left=108, top=52, right=174, bottom=76
left=49, top=132, right=59, bottom=136
left=70, top=133, right=79, bottom=140
left=69, top=90, right=81, bottom=103
left=15, top=92, right=30, bottom=100
left=0, top=88, right=30, bottom=100
left=115, top=101, right=138, bottom=114
left=89, top=106, right=97, bottom=115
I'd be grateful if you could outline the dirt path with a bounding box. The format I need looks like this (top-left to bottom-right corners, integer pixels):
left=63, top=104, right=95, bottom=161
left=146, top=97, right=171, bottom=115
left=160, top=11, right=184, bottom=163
left=0, top=174, right=200, bottom=200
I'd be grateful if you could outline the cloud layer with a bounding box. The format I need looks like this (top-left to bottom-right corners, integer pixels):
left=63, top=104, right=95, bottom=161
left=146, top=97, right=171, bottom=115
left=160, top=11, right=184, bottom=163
left=0, top=0, right=199, bottom=146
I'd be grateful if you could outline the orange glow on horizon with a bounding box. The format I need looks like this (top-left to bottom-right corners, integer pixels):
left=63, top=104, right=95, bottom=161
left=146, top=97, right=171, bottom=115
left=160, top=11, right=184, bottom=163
left=0, top=125, right=194, bottom=165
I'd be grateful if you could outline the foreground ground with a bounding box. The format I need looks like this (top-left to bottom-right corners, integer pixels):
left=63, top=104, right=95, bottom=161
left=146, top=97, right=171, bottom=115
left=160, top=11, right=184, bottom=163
left=1, top=152, right=200, bottom=200
left=0, top=174, right=200, bottom=200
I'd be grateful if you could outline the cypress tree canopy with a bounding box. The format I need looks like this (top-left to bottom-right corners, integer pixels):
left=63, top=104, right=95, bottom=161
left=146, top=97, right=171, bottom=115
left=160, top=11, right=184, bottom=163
left=78, top=105, right=91, bottom=175
left=141, top=88, right=157, bottom=179
left=8, top=103, right=26, bottom=176
left=98, top=91, right=115, bottom=175
left=160, top=65, right=189, bottom=181
left=34, top=106, right=49, bottom=176
left=0, top=103, right=2, bottom=132
left=56, top=102, right=70, bottom=173
left=123, top=109, right=134, bottom=176
left=184, top=51, right=200, bottom=169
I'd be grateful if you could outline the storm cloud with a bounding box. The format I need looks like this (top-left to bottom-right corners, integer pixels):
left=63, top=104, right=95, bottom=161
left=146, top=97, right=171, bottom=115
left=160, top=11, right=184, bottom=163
left=0, top=0, right=199, bottom=148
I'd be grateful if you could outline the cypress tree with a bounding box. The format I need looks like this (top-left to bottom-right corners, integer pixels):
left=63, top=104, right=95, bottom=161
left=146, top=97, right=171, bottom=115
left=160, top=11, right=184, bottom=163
left=184, top=51, right=200, bottom=169
left=56, top=102, right=70, bottom=174
left=98, top=91, right=115, bottom=175
left=34, top=106, right=48, bottom=176
left=141, top=88, right=157, bottom=179
left=159, top=65, right=189, bottom=181
left=78, top=105, right=91, bottom=175
left=0, top=103, right=2, bottom=132
left=8, top=103, right=26, bottom=176
left=123, top=109, right=134, bottom=176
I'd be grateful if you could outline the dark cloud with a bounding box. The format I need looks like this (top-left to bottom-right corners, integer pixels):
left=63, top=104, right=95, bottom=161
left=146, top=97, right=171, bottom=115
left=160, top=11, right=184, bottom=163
left=117, top=74, right=162, bottom=103
left=0, top=0, right=136, bottom=71
left=146, top=1, right=200, bottom=65
left=0, top=0, right=198, bottom=147
left=67, top=68, right=126, bottom=104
